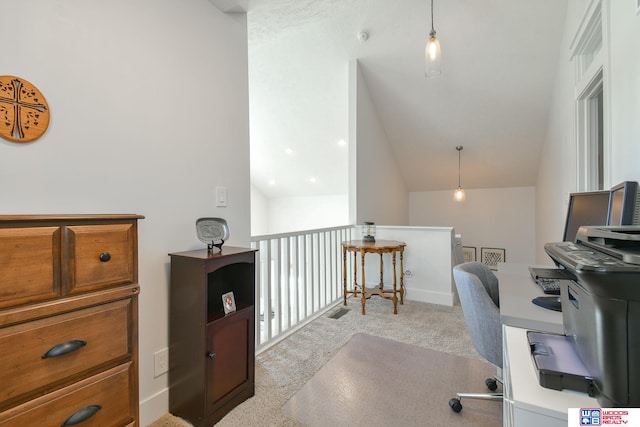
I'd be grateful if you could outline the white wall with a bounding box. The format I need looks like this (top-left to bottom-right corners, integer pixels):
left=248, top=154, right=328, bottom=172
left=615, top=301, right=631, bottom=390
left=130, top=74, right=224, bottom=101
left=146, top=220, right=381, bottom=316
left=251, top=184, right=349, bottom=236
left=248, top=3, right=350, bottom=236
left=608, top=1, right=640, bottom=185
left=409, top=187, right=537, bottom=265
left=264, top=194, right=349, bottom=235
left=355, top=64, right=409, bottom=226
left=0, top=1, right=250, bottom=425
left=536, top=0, right=640, bottom=263
left=251, top=184, right=269, bottom=235
left=374, top=226, right=457, bottom=306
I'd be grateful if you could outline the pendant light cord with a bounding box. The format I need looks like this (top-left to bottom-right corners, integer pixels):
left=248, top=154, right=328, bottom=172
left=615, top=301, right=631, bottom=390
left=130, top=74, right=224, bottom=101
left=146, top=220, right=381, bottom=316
left=456, top=146, right=463, bottom=188
left=458, top=149, right=461, bottom=187
left=431, top=0, right=435, bottom=32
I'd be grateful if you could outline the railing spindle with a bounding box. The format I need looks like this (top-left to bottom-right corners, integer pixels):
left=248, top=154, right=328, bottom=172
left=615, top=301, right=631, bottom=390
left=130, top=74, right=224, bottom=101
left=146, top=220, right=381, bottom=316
left=252, top=225, right=353, bottom=350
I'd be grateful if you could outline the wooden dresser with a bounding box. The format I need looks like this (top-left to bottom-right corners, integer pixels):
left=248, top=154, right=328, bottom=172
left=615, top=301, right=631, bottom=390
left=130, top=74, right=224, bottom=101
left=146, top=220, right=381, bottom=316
left=0, top=214, right=143, bottom=427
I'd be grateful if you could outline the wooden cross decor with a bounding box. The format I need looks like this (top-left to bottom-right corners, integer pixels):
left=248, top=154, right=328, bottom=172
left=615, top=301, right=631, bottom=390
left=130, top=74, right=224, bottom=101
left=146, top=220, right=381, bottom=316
left=0, top=75, right=50, bottom=143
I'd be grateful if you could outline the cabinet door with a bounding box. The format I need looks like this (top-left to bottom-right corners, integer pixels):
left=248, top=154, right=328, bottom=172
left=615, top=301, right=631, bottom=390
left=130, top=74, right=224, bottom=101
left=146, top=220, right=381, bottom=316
left=206, top=307, right=254, bottom=414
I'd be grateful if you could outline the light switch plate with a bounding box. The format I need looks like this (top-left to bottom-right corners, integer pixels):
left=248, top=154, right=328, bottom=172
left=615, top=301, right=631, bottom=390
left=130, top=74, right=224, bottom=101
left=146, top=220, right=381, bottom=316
left=216, top=187, right=227, bottom=207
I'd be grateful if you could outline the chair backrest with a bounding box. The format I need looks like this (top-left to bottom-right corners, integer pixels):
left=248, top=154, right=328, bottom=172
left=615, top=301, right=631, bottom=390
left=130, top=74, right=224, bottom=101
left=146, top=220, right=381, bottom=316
left=453, top=262, right=503, bottom=368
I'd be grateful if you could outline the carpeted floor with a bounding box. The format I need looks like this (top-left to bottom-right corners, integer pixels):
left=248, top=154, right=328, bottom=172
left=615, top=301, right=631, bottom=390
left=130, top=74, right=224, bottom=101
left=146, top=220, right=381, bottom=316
left=148, top=297, right=501, bottom=426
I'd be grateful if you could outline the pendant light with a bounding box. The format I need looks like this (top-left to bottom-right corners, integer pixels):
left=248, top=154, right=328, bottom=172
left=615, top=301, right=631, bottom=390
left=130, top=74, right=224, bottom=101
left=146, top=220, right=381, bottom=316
left=425, top=0, right=441, bottom=78
left=454, top=146, right=466, bottom=201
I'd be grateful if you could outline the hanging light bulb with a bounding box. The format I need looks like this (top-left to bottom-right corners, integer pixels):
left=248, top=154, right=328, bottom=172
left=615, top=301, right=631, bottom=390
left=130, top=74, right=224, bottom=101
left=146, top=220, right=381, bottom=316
left=454, top=146, right=466, bottom=201
left=425, top=0, right=441, bottom=78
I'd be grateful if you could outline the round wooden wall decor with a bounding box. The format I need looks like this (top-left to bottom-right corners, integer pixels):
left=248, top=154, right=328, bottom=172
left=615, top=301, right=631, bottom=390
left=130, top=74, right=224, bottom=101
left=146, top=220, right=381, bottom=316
left=0, top=75, right=50, bottom=143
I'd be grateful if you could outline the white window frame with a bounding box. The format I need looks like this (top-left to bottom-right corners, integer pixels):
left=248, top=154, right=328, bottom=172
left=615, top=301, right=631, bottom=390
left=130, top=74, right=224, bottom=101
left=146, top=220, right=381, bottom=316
left=576, top=70, right=604, bottom=190
left=570, top=0, right=611, bottom=192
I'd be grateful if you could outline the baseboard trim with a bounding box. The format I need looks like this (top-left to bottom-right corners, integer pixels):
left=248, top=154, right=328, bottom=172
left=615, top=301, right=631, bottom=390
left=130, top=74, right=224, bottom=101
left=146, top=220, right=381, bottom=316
left=404, top=287, right=455, bottom=306
left=140, top=386, right=169, bottom=426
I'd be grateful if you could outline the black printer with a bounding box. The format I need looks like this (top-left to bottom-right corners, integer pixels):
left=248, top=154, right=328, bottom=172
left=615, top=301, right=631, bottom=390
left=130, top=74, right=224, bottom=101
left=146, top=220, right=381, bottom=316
left=544, top=225, right=640, bottom=407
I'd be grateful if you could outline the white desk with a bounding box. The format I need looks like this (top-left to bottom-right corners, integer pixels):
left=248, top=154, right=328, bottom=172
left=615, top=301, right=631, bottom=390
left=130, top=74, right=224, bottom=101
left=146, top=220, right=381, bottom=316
left=497, top=263, right=598, bottom=427
left=496, top=263, right=564, bottom=334
left=502, top=325, right=598, bottom=427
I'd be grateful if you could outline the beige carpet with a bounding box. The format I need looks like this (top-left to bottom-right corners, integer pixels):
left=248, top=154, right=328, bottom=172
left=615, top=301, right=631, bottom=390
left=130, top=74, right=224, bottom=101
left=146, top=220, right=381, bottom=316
left=148, top=413, right=193, bottom=427
left=282, top=332, right=501, bottom=427
left=148, top=297, right=501, bottom=426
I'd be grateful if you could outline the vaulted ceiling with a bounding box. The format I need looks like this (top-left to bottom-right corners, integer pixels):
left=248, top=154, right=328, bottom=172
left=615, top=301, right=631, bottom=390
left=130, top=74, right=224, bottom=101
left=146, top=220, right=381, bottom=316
left=241, top=0, right=568, bottom=198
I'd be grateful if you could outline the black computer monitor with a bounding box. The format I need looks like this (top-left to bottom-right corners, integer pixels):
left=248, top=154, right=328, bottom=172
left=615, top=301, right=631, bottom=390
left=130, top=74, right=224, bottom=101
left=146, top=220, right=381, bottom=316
left=607, top=181, right=640, bottom=226
left=563, top=190, right=611, bottom=242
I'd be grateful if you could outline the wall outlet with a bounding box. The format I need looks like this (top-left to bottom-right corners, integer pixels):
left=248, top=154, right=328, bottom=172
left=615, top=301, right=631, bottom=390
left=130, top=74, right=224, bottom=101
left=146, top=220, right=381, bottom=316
left=154, top=348, right=169, bottom=377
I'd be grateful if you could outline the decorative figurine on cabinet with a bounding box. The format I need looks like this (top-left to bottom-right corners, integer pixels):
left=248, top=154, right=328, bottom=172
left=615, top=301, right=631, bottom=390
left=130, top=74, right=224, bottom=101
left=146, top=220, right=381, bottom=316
left=196, top=217, right=230, bottom=252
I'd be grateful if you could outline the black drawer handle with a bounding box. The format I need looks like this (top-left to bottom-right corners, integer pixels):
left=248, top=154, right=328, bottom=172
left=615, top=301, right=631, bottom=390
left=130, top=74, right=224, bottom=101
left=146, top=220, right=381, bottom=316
left=61, top=404, right=102, bottom=426
left=42, top=340, right=87, bottom=359
left=99, top=252, right=111, bottom=262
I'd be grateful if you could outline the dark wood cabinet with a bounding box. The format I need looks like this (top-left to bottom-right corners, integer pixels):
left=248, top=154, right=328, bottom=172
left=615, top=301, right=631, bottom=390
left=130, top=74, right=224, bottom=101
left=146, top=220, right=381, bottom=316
left=169, top=247, right=257, bottom=426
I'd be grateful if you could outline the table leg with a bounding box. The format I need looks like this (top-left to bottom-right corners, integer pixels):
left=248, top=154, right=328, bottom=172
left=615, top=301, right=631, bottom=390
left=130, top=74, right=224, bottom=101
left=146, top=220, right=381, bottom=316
left=342, top=245, right=347, bottom=306
left=352, top=251, right=358, bottom=297
left=360, top=249, right=367, bottom=315
left=399, top=249, right=405, bottom=304
left=391, top=250, right=398, bottom=314
left=378, top=253, right=384, bottom=289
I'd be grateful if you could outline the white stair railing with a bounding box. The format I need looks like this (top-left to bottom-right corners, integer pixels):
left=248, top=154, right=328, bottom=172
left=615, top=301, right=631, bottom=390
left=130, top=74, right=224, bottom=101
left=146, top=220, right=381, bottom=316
left=251, top=225, right=353, bottom=351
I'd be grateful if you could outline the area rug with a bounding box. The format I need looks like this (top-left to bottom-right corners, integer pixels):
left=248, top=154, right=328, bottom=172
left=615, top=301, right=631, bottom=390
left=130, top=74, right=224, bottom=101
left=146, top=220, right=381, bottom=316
left=281, top=332, right=502, bottom=427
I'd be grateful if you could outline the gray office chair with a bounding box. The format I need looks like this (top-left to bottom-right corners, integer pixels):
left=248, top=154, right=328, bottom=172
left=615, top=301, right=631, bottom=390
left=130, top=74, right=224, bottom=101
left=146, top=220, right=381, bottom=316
left=449, top=261, right=503, bottom=413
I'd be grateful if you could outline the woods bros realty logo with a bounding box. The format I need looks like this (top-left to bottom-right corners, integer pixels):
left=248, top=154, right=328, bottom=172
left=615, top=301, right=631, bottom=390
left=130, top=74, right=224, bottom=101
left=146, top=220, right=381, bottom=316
left=571, top=408, right=636, bottom=425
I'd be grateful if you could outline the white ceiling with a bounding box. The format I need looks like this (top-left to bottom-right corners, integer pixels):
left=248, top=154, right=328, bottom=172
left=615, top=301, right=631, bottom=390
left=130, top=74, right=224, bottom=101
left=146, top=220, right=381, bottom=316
left=246, top=0, right=568, bottom=198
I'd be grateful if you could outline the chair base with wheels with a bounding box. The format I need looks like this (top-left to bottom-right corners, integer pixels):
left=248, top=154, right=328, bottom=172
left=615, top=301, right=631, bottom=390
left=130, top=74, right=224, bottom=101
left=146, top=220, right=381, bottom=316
left=448, top=376, right=503, bottom=412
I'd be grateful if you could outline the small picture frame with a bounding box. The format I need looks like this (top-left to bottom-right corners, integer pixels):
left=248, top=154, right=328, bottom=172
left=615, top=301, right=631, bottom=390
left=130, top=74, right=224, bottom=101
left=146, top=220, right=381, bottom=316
left=222, top=291, right=236, bottom=314
left=462, top=246, right=476, bottom=262
left=481, top=247, right=506, bottom=271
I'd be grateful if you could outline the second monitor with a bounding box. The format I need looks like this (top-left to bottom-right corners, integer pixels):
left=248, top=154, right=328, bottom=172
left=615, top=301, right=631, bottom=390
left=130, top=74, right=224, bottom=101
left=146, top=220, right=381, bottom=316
left=563, top=190, right=611, bottom=242
left=608, top=181, right=640, bottom=226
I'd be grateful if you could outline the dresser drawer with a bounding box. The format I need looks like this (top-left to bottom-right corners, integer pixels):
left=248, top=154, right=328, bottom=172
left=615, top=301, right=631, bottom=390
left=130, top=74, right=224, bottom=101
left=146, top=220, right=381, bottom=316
left=0, top=299, right=133, bottom=407
left=0, top=362, right=135, bottom=427
left=0, top=227, right=61, bottom=309
left=67, top=224, right=137, bottom=294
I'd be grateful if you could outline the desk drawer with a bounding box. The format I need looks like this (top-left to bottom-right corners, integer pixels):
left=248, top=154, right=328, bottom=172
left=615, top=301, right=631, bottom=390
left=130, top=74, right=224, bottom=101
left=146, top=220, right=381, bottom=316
left=67, top=224, right=136, bottom=294
left=0, top=299, right=133, bottom=406
left=0, top=362, right=134, bottom=427
left=0, top=227, right=61, bottom=309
